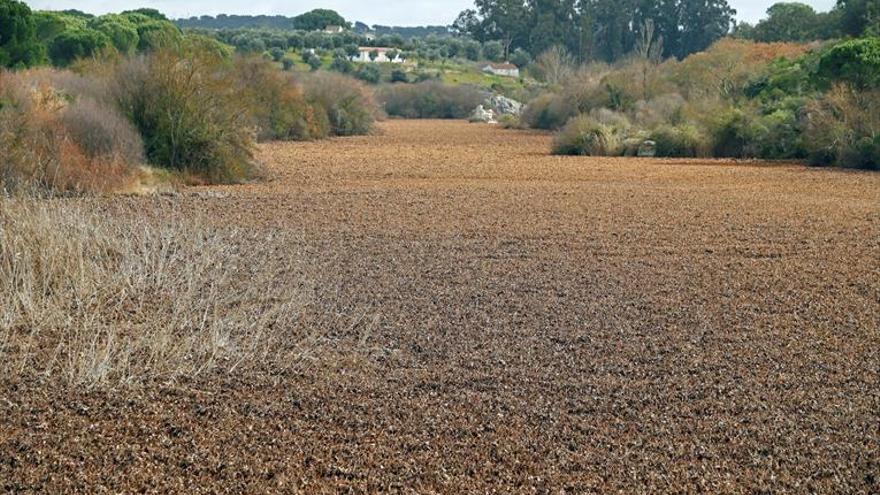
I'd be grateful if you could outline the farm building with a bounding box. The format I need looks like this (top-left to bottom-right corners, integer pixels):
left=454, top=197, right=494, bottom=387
left=350, top=47, right=405, bottom=63
left=482, top=63, right=520, bottom=78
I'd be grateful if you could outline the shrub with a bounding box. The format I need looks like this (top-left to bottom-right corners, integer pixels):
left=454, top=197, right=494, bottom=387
left=390, top=69, right=408, bottom=83
left=60, top=96, right=144, bottom=163
left=804, top=85, right=880, bottom=169
left=709, top=108, right=760, bottom=158
left=649, top=124, right=710, bottom=157
left=329, top=55, right=353, bottom=74
left=112, top=48, right=255, bottom=183
left=281, top=57, right=294, bottom=71
left=552, top=115, right=624, bottom=156
left=354, top=63, right=381, bottom=84
left=232, top=55, right=323, bottom=141
left=633, top=93, right=686, bottom=129
left=521, top=93, right=575, bottom=130
left=303, top=71, right=377, bottom=136
left=750, top=109, right=806, bottom=159
left=0, top=69, right=139, bottom=193
left=376, top=81, right=485, bottom=119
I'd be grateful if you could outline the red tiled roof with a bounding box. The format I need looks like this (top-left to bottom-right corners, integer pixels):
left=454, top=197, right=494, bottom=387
left=485, top=63, right=518, bottom=70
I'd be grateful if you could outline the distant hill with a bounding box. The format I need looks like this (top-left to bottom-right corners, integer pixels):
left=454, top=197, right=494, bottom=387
left=176, top=9, right=348, bottom=31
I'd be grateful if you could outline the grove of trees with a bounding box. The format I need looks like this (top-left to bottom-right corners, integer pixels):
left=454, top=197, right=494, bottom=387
left=453, top=0, right=737, bottom=62
left=454, top=0, right=880, bottom=63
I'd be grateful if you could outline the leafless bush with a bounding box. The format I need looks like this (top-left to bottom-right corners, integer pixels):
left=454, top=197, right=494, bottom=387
left=634, top=93, right=687, bottom=129
left=61, top=96, right=144, bottom=163
left=530, top=46, right=575, bottom=85
left=0, top=199, right=312, bottom=388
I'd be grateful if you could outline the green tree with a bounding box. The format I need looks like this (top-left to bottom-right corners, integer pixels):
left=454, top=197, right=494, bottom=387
left=120, top=8, right=167, bottom=21
left=483, top=40, right=504, bottom=61
left=89, top=14, right=140, bottom=54
left=355, top=64, right=381, bottom=83
left=369, top=48, right=379, bottom=61
left=463, top=39, right=482, bottom=60
left=752, top=3, right=820, bottom=42
left=817, top=37, right=880, bottom=90
left=292, top=9, right=348, bottom=31
left=510, top=47, right=532, bottom=67
left=678, top=0, right=736, bottom=59
left=48, top=28, right=112, bottom=66
left=0, top=0, right=44, bottom=68
left=462, top=0, right=531, bottom=58
left=269, top=46, right=285, bottom=61
left=528, top=0, right=579, bottom=56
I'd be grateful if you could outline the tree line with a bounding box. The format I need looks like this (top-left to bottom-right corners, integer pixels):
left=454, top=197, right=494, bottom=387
left=453, top=0, right=880, bottom=63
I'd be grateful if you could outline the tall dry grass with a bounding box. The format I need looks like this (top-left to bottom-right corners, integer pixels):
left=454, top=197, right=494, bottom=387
left=0, top=199, right=311, bottom=388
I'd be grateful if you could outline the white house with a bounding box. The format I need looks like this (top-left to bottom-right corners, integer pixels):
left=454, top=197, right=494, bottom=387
left=324, top=25, right=345, bottom=34
left=351, top=47, right=405, bottom=63
left=482, top=62, right=520, bottom=78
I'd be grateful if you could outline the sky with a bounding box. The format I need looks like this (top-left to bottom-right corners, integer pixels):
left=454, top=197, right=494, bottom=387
left=25, top=0, right=839, bottom=27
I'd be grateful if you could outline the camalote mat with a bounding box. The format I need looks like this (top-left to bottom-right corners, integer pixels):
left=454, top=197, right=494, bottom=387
left=2, top=120, right=878, bottom=493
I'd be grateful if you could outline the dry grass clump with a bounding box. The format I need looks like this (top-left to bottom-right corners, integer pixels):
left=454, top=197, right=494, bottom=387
left=0, top=199, right=310, bottom=388
left=552, top=114, right=624, bottom=156
left=0, top=69, right=141, bottom=194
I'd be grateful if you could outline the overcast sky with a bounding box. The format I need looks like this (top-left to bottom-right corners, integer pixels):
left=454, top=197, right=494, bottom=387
left=24, top=0, right=839, bottom=26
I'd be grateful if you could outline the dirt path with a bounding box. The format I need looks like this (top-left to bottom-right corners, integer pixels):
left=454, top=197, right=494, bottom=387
left=3, top=120, right=879, bottom=493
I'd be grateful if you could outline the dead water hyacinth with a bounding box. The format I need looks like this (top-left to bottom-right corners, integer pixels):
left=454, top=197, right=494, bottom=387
left=0, top=199, right=312, bottom=388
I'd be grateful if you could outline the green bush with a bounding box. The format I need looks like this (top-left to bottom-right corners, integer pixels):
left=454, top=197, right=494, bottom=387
left=354, top=64, right=381, bottom=84
left=709, top=108, right=760, bottom=158
left=233, top=55, right=323, bottom=142
left=390, top=69, right=408, bottom=83
left=329, top=55, right=352, bottom=74
left=817, top=37, right=880, bottom=89
left=552, top=115, right=624, bottom=156
left=649, top=124, right=710, bottom=157
left=751, top=109, right=806, bottom=159
left=376, top=81, right=485, bottom=119
left=113, top=48, right=255, bottom=183
left=303, top=72, right=377, bottom=136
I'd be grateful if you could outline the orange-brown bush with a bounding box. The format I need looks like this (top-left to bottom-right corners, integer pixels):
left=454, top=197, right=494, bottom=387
left=0, top=70, right=140, bottom=194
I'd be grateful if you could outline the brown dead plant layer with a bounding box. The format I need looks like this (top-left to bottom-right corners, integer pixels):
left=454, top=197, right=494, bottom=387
left=0, top=198, right=311, bottom=388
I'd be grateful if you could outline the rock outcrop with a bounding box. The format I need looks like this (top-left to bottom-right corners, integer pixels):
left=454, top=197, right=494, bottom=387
left=485, top=95, right=523, bottom=116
